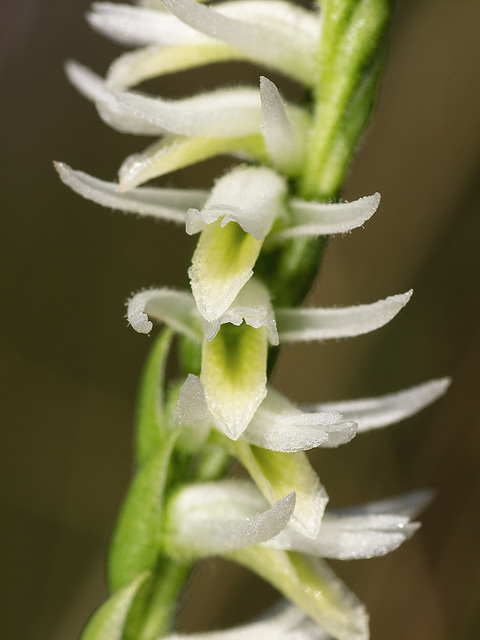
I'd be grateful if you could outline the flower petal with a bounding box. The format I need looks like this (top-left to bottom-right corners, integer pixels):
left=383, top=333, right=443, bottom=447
left=260, top=76, right=309, bottom=175
left=276, top=291, right=413, bottom=343
left=164, top=479, right=295, bottom=555
left=201, top=323, right=268, bottom=440
left=65, top=61, right=161, bottom=136
left=268, top=491, right=429, bottom=560
left=115, top=87, right=262, bottom=138
left=106, top=42, right=246, bottom=91
left=127, top=288, right=202, bottom=342
left=162, top=603, right=331, bottom=640
left=54, top=162, right=206, bottom=223
left=242, top=387, right=357, bottom=452
left=187, top=166, right=286, bottom=321
left=272, top=193, right=381, bottom=241
left=227, top=439, right=328, bottom=539
left=118, top=134, right=266, bottom=191
left=229, top=549, right=369, bottom=640
left=87, top=2, right=198, bottom=46
left=311, top=378, right=451, bottom=432
left=162, top=0, right=320, bottom=85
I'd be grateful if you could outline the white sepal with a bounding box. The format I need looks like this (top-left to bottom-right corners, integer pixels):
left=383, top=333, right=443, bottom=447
left=115, top=87, right=262, bottom=138
left=106, top=42, right=245, bottom=91
left=127, top=288, right=202, bottom=342
left=87, top=2, right=199, bottom=46
left=267, top=491, right=428, bottom=560
left=162, top=0, right=320, bottom=86
left=309, top=378, right=452, bottom=433
left=54, top=162, right=206, bottom=223
left=162, top=602, right=331, bottom=640
left=272, top=193, right=381, bottom=241
left=164, top=479, right=295, bottom=556
left=65, top=61, right=161, bottom=135
left=277, top=291, right=413, bottom=343
left=242, top=388, right=357, bottom=453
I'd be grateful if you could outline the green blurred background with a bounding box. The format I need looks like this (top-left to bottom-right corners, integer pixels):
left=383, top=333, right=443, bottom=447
left=1, top=1, right=479, bottom=639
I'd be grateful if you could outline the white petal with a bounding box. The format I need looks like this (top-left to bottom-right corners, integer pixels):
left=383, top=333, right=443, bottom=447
left=65, top=60, right=160, bottom=135
left=311, top=378, right=451, bottom=433
left=188, top=166, right=286, bottom=322
left=106, top=42, right=245, bottom=91
left=243, top=388, right=357, bottom=453
left=87, top=2, right=199, bottom=46
left=55, top=162, right=206, bottom=223
left=268, top=492, right=428, bottom=560
left=164, top=603, right=330, bottom=640
left=273, top=193, right=381, bottom=241
left=127, top=288, right=202, bottom=342
left=116, top=87, right=261, bottom=138
left=117, top=135, right=265, bottom=191
left=165, top=479, right=295, bottom=555
left=276, top=291, right=413, bottom=343
left=202, top=278, right=278, bottom=345
left=260, top=76, right=307, bottom=175
left=177, top=374, right=211, bottom=428
left=162, top=0, right=320, bottom=85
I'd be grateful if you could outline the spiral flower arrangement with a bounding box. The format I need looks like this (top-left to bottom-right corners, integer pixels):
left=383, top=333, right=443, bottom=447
left=56, top=1, right=449, bottom=639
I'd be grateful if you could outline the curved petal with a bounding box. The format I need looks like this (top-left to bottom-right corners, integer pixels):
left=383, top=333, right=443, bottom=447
left=127, top=288, right=202, bottom=342
left=228, top=439, right=329, bottom=539
left=87, top=2, right=198, bottom=46
left=106, top=42, right=246, bottom=91
left=115, top=87, right=262, bottom=137
left=54, top=162, right=206, bottom=223
left=276, top=291, right=413, bottom=343
left=65, top=61, right=161, bottom=136
left=268, top=492, right=428, bottom=560
left=118, top=134, right=266, bottom=191
left=260, top=76, right=309, bottom=175
left=164, top=479, right=295, bottom=555
left=311, top=378, right=451, bottom=432
left=163, top=603, right=331, bottom=640
left=243, top=387, right=357, bottom=452
left=162, top=0, right=320, bottom=85
left=272, top=193, right=381, bottom=241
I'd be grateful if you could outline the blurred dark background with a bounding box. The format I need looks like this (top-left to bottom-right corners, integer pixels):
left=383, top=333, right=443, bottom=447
left=1, top=1, right=479, bottom=639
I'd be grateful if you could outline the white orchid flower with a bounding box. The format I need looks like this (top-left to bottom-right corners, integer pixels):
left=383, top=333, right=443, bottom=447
left=164, top=479, right=296, bottom=556
left=88, top=1, right=320, bottom=88
left=55, top=162, right=380, bottom=243
left=165, top=479, right=426, bottom=561
left=126, top=280, right=413, bottom=443
left=186, top=165, right=287, bottom=323
left=65, top=58, right=310, bottom=181
left=161, top=602, right=331, bottom=640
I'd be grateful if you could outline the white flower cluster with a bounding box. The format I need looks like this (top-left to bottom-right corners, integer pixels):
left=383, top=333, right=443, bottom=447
left=57, top=2, right=449, bottom=639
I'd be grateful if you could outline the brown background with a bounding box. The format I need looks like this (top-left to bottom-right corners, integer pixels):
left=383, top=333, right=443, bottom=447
left=1, top=1, right=479, bottom=639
